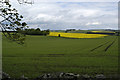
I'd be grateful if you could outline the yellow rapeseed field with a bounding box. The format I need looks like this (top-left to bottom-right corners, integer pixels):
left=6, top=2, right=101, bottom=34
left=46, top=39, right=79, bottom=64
left=49, top=32, right=108, bottom=38
left=91, top=31, right=115, bottom=33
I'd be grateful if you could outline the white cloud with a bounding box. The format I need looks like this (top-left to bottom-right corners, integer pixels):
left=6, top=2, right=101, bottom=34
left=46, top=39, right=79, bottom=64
left=9, top=1, right=118, bottom=30
left=35, top=14, right=62, bottom=22
left=86, top=22, right=101, bottom=25
left=13, top=0, right=119, bottom=2
left=71, top=9, right=100, bottom=17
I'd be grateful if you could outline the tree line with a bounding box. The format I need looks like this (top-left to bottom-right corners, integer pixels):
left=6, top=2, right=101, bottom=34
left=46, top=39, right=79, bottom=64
left=20, top=28, right=50, bottom=35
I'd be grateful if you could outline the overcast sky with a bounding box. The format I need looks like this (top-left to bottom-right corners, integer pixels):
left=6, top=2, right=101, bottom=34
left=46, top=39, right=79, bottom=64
left=10, top=0, right=118, bottom=30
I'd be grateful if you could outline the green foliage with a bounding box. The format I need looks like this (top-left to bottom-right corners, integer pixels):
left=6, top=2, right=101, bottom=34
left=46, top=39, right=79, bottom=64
left=0, top=0, right=28, bottom=44
left=22, top=22, right=27, bottom=27
left=21, top=28, right=50, bottom=35
left=36, top=28, right=41, bottom=31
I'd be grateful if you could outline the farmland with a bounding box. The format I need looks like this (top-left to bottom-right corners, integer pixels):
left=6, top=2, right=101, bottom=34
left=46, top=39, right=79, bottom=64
left=49, top=32, right=108, bottom=38
left=2, top=34, right=118, bottom=78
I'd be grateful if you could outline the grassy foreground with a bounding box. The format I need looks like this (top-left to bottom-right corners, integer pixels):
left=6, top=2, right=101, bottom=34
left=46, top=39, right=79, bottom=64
left=2, top=35, right=118, bottom=78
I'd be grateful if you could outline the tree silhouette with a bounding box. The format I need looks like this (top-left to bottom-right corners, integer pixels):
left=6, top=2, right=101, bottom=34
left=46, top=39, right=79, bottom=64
left=17, top=0, right=34, bottom=4
left=0, top=0, right=30, bottom=44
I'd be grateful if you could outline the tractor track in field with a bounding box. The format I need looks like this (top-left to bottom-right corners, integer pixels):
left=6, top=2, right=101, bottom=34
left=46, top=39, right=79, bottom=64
left=90, top=41, right=110, bottom=51
left=91, top=37, right=117, bottom=52
left=104, top=37, right=117, bottom=52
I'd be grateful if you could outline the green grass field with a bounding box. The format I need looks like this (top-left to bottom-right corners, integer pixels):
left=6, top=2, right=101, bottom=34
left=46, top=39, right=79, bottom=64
left=2, top=35, right=118, bottom=78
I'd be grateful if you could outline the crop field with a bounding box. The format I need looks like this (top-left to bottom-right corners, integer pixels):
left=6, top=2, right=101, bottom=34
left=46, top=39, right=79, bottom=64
left=2, top=35, right=118, bottom=78
left=49, top=32, right=108, bottom=38
left=91, top=31, right=115, bottom=33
